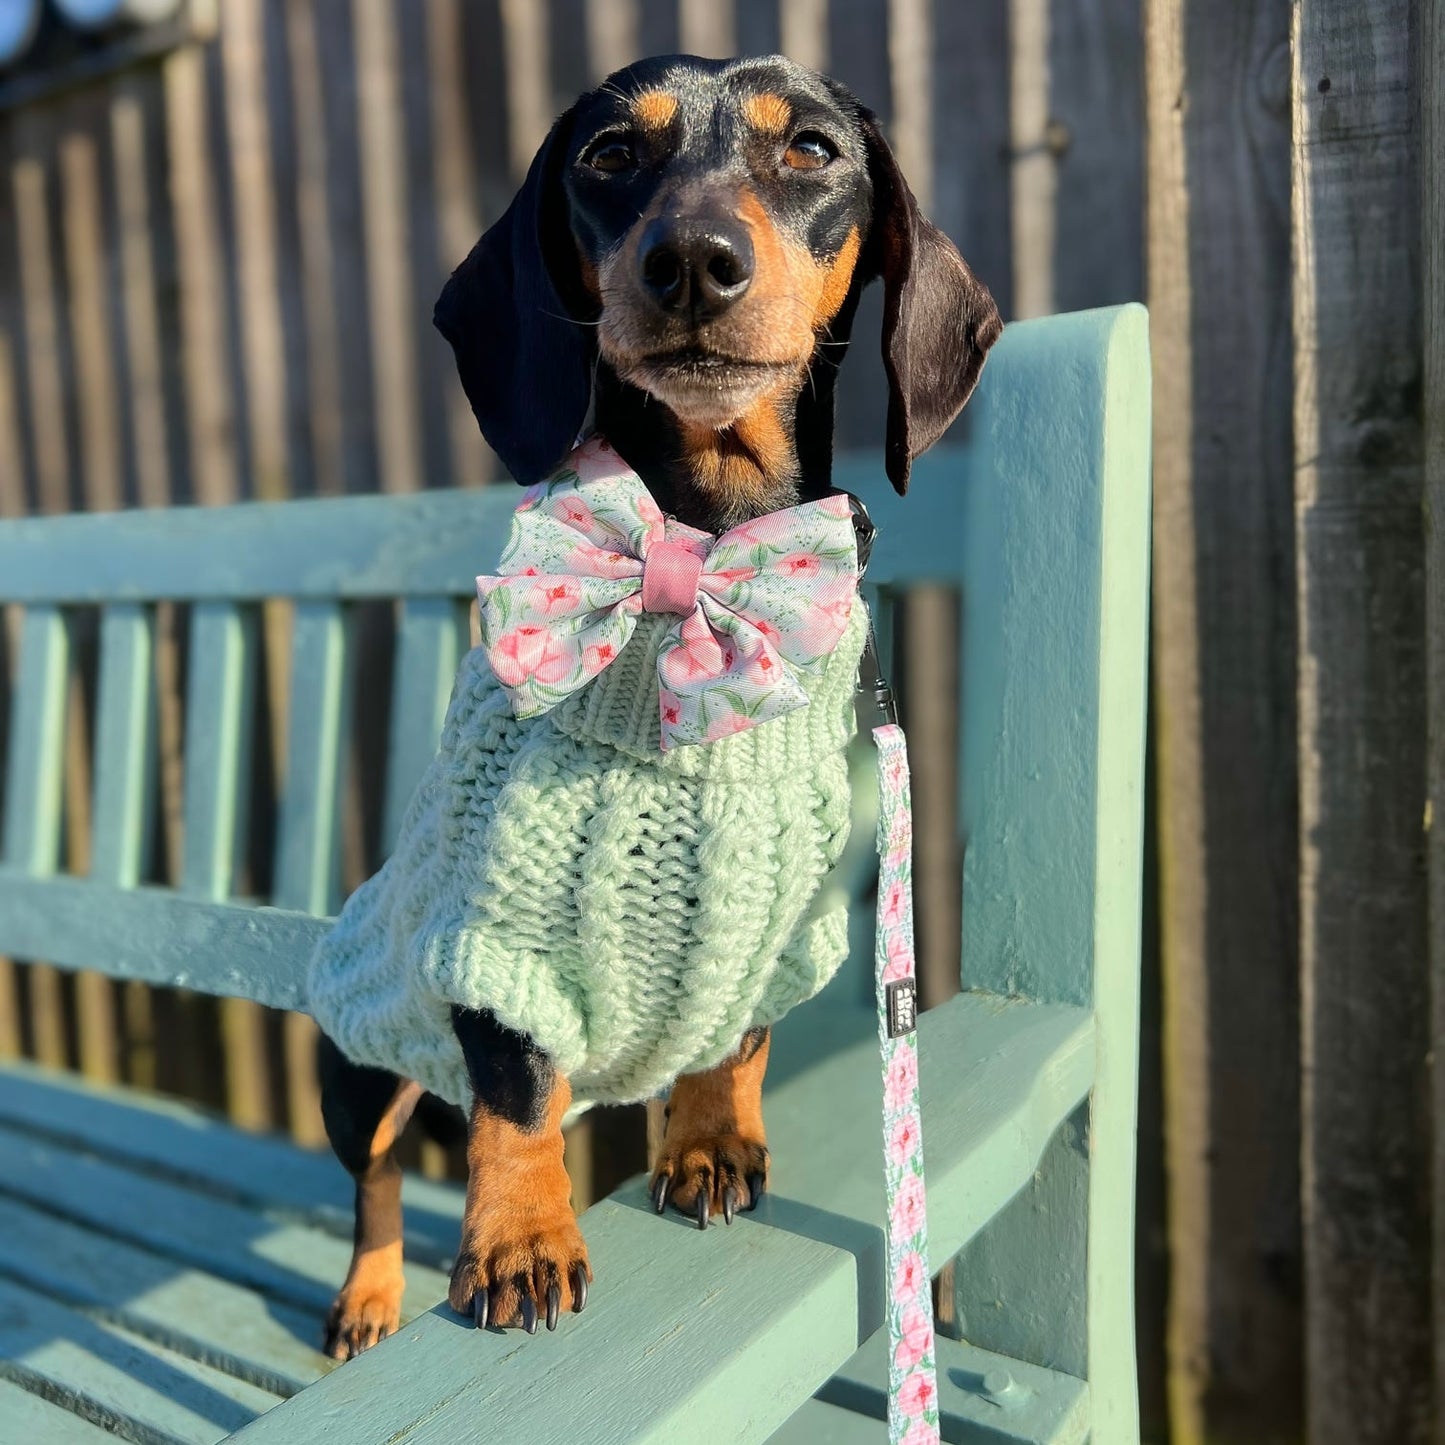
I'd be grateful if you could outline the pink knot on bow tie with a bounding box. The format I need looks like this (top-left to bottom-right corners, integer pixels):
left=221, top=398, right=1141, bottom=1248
left=475, top=437, right=859, bottom=749
left=641, top=540, right=705, bottom=615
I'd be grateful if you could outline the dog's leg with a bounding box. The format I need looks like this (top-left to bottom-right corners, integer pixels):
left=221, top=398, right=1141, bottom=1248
left=649, top=1026, right=771, bottom=1228
left=319, top=1035, right=422, bottom=1359
left=448, top=1007, right=591, bottom=1332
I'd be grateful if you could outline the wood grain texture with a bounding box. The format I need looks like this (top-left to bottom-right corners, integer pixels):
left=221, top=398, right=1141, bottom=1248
left=0, top=871, right=325, bottom=1010
left=1050, top=0, right=1144, bottom=313
left=1428, top=0, right=1445, bottom=1425
left=1292, top=4, right=1429, bottom=1441
left=0, top=1057, right=466, bottom=1270
left=0, top=1121, right=451, bottom=1322
left=0, top=1272, right=282, bottom=1445
left=949, top=305, right=1149, bottom=1442
left=0, top=1380, right=118, bottom=1445
left=0, top=450, right=985, bottom=606
left=1144, top=2, right=1300, bottom=1441
left=0, top=1193, right=330, bottom=1398
left=228, top=990, right=1094, bottom=1445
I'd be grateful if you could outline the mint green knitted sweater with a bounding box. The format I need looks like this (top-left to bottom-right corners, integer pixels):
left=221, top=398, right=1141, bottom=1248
left=306, top=600, right=865, bottom=1106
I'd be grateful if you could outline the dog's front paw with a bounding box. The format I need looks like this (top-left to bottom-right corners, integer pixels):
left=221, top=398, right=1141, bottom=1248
left=650, top=1131, right=769, bottom=1229
left=324, top=1267, right=404, bottom=1360
left=448, top=1207, right=591, bottom=1333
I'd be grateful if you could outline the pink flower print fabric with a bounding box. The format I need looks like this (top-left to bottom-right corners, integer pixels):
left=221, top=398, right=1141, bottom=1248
left=873, top=723, right=942, bottom=1445
left=475, top=436, right=858, bottom=749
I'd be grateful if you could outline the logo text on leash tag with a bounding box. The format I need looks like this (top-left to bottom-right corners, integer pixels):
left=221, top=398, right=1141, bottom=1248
left=886, top=978, right=918, bottom=1038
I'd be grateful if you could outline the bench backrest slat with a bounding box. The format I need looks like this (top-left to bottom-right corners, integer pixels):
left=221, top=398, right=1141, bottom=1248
left=383, top=598, right=471, bottom=858
left=91, top=605, right=158, bottom=889
left=274, top=601, right=353, bottom=915
left=3, top=606, right=68, bottom=876
left=180, top=602, right=260, bottom=901
left=0, top=488, right=519, bottom=604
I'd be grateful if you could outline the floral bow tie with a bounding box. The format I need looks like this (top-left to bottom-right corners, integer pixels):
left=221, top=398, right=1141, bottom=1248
left=475, top=437, right=859, bottom=749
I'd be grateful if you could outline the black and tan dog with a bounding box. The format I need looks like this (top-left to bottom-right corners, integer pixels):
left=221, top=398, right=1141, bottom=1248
left=318, top=52, right=1000, bottom=1358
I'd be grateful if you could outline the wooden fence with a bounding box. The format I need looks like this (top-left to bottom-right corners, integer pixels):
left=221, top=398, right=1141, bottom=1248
left=0, top=2, right=1439, bottom=1442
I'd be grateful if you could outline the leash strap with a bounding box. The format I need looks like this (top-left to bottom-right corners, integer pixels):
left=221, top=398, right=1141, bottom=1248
left=844, top=498, right=941, bottom=1439
left=873, top=722, right=941, bottom=1443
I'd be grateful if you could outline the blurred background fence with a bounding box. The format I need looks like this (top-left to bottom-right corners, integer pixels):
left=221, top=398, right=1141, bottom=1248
left=0, top=3, right=1438, bottom=1443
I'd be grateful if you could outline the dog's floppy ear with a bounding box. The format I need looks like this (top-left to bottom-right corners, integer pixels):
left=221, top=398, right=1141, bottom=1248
left=857, top=109, right=1003, bottom=494
left=434, top=108, right=593, bottom=484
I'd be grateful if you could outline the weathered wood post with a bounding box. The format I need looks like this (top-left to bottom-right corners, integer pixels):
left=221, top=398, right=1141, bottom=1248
left=1292, top=2, right=1431, bottom=1440
left=1426, top=0, right=1445, bottom=1431
left=1145, top=1, right=1300, bottom=1439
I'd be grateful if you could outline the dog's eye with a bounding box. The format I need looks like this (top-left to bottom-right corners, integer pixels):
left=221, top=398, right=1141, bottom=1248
left=585, top=139, right=637, bottom=174
left=784, top=133, right=836, bottom=170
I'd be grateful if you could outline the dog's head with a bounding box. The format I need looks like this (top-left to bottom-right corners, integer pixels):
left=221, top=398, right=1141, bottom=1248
left=436, top=54, right=1001, bottom=520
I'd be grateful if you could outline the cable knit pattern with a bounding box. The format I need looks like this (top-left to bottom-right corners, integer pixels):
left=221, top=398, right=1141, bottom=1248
left=306, top=601, right=866, bottom=1106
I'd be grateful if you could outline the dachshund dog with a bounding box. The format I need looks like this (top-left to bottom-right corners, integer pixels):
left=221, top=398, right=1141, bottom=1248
left=318, top=52, right=1000, bottom=1358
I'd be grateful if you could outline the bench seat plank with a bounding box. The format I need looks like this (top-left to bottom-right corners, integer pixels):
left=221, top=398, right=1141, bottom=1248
left=0, top=1059, right=464, bottom=1269
left=228, top=992, right=1093, bottom=1444
left=0, top=1379, right=132, bottom=1445
left=0, top=1195, right=329, bottom=1397
left=0, top=1124, right=451, bottom=1321
left=229, top=1193, right=859, bottom=1445
left=0, top=1274, right=282, bottom=1445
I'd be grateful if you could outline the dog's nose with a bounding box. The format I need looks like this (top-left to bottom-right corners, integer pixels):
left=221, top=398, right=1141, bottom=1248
left=638, top=216, right=754, bottom=319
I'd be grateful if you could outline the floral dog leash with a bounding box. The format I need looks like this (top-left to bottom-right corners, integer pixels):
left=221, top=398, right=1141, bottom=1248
left=857, top=530, right=942, bottom=1445
left=475, top=439, right=939, bottom=1439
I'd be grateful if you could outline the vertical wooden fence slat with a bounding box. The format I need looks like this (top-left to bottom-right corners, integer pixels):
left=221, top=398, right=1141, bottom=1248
left=59, top=129, right=124, bottom=517
left=499, top=0, right=552, bottom=180
left=111, top=78, right=175, bottom=513
left=585, top=0, right=641, bottom=77
left=779, top=0, right=829, bottom=70
left=1292, top=4, right=1429, bottom=1441
left=1, top=607, right=69, bottom=1068
left=215, top=0, right=297, bottom=1125
left=1008, top=0, right=1054, bottom=319
left=352, top=0, right=423, bottom=496
left=677, top=0, right=734, bottom=57
left=180, top=600, right=271, bottom=1128
left=1048, top=0, right=1144, bottom=312
left=274, top=600, right=353, bottom=1143
left=1145, top=2, right=1299, bottom=1441
left=424, top=0, right=488, bottom=485
left=164, top=43, right=240, bottom=509
left=59, top=115, right=124, bottom=1083
left=382, top=599, right=469, bottom=859
left=12, top=134, right=69, bottom=518
left=1427, top=0, right=1445, bottom=1422
left=282, top=0, right=346, bottom=500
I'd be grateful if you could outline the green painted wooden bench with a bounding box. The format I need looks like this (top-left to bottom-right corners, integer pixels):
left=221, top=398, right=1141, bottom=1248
left=0, top=305, right=1149, bottom=1445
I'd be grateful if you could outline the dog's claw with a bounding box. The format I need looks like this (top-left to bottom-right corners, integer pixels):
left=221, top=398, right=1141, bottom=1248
left=723, top=1186, right=738, bottom=1225
left=696, top=1192, right=709, bottom=1230
left=652, top=1174, right=669, bottom=1214
left=747, top=1172, right=766, bottom=1209
left=546, top=1283, right=561, bottom=1331
left=572, top=1266, right=588, bottom=1313
left=521, top=1295, right=538, bottom=1335
left=472, top=1290, right=488, bottom=1330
